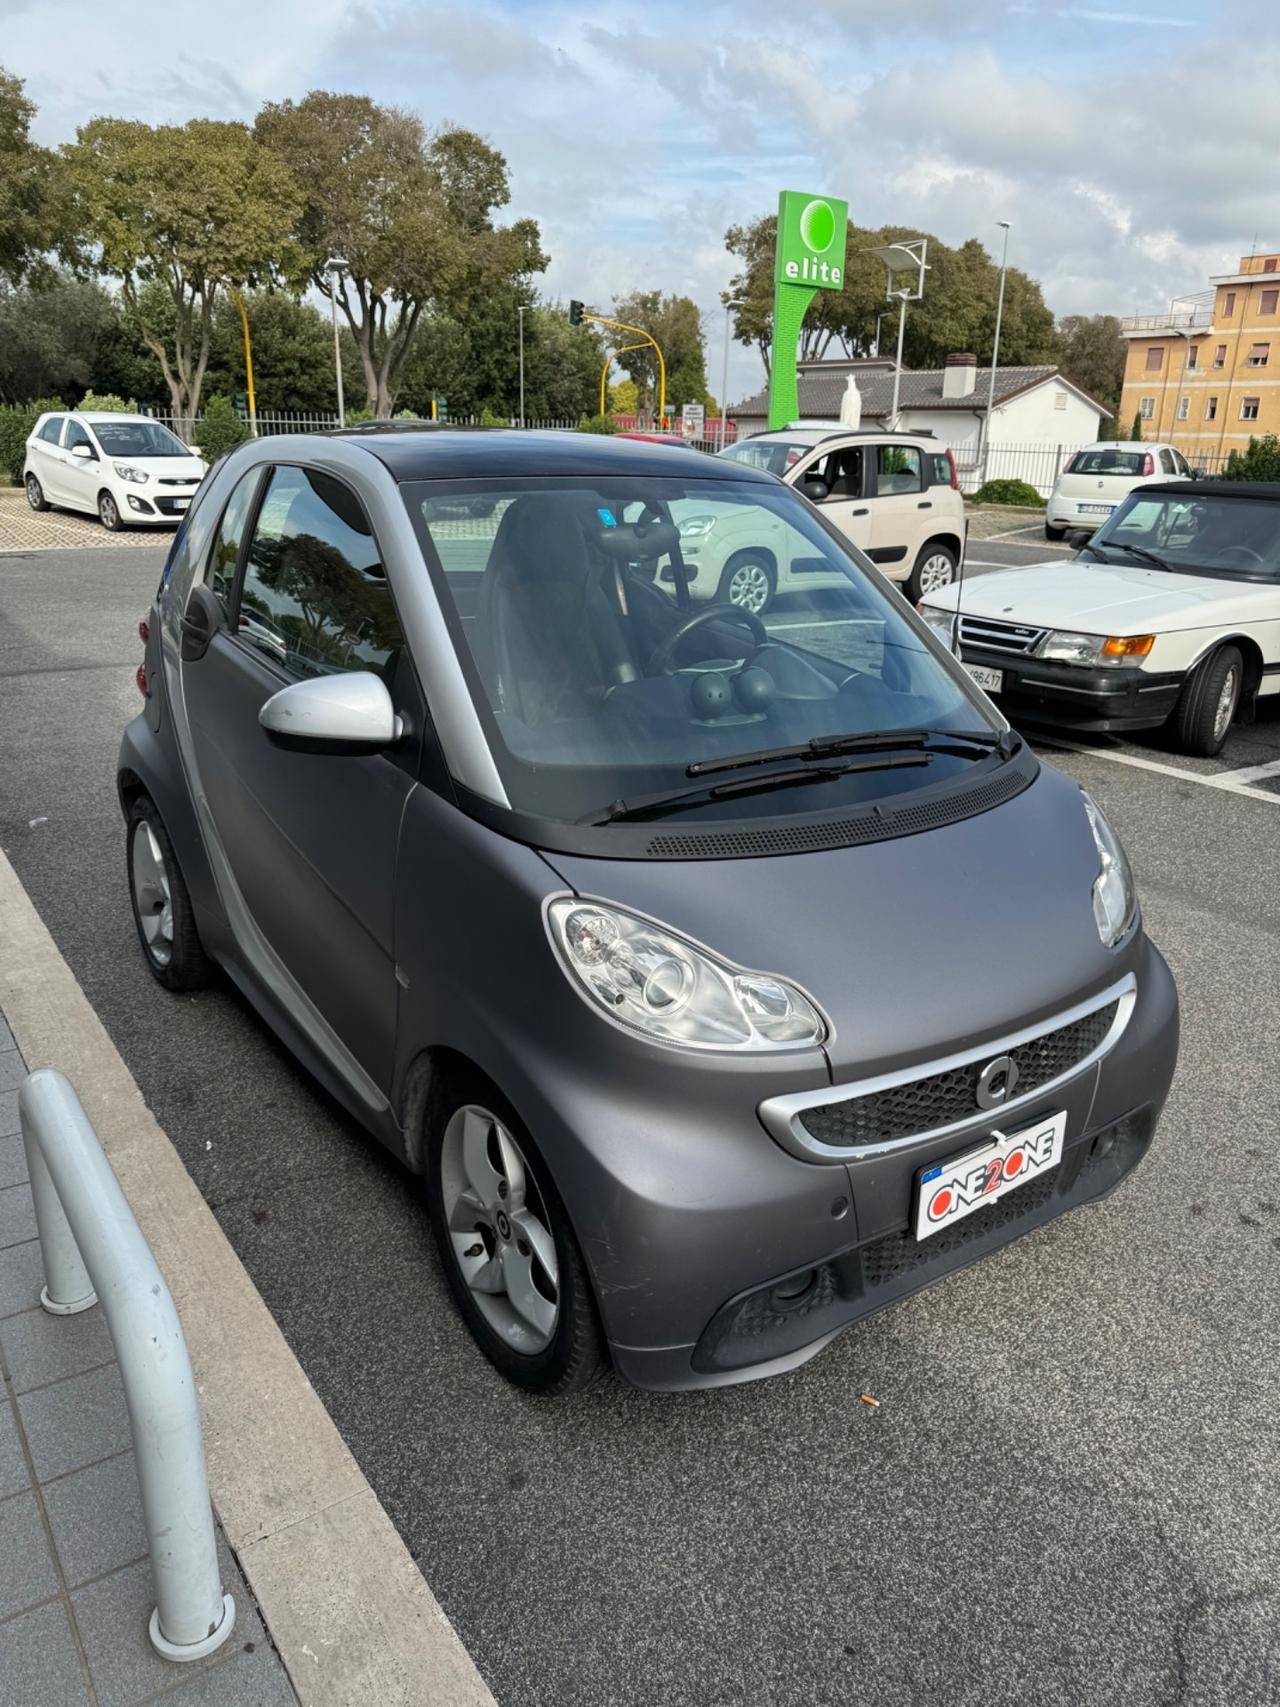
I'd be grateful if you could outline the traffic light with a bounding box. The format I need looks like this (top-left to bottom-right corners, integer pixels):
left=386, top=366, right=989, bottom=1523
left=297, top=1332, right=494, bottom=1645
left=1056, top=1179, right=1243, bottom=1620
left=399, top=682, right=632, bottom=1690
left=569, top=299, right=584, bottom=326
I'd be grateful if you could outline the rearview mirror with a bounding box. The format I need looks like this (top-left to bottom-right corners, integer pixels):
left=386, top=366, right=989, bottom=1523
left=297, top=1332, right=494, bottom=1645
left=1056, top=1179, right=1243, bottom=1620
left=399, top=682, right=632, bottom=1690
left=71, top=443, right=94, bottom=460
left=800, top=477, right=829, bottom=502
left=258, top=671, right=402, bottom=752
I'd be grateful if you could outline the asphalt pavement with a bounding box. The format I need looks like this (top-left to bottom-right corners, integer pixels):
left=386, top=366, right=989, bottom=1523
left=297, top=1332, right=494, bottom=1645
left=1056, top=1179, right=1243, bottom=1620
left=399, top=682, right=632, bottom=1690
left=2, top=544, right=1278, bottom=1707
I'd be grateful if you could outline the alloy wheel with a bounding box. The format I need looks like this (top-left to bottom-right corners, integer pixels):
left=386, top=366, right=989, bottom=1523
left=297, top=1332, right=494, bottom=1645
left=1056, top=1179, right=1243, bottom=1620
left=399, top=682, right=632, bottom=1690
left=100, top=493, right=119, bottom=530
left=727, top=560, right=771, bottom=614
left=440, top=1105, right=559, bottom=1355
left=25, top=476, right=41, bottom=511
left=130, top=822, right=174, bottom=967
left=1213, top=666, right=1239, bottom=743
left=918, top=552, right=955, bottom=594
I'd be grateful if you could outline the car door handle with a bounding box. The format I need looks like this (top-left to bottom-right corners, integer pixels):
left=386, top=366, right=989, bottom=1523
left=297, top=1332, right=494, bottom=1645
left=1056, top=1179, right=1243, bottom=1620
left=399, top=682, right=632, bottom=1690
left=918, top=501, right=932, bottom=509
left=852, top=507, right=869, bottom=517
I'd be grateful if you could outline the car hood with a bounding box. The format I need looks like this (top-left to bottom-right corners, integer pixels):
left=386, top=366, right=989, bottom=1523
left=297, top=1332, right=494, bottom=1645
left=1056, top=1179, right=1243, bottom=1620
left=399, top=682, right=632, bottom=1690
left=541, top=761, right=1129, bottom=1080
left=109, top=455, right=207, bottom=479
left=925, top=558, right=1271, bottom=633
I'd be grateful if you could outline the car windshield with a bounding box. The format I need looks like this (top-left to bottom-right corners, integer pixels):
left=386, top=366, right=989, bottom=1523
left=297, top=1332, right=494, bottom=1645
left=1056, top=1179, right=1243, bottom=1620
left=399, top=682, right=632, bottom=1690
left=405, top=477, right=998, bottom=824
left=1089, top=492, right=1280, bottom=581
left=90, top=420, right=190, bottom=458
left=1066, top=449, right=1149, bottom=477
left=717, top=440, right=814, bottom=476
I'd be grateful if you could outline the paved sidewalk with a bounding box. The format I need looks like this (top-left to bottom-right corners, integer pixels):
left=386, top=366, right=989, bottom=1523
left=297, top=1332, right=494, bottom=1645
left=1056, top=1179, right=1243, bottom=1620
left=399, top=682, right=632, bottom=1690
left=0, top=1011, right=298, bottom=1707
left=0, top=490, right=171, bottom=554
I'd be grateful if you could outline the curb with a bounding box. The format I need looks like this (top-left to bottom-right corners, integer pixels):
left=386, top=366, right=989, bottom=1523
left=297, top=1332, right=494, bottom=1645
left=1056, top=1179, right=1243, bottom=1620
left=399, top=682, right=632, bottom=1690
left=0, top=847, right=496, bottom=1707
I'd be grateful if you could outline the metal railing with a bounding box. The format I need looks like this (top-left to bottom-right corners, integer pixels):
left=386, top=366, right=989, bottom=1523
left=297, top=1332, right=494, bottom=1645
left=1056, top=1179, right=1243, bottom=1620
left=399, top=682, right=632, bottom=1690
left=1118, top=310, right=1215, bottom=334
left=19, top=1070, right=236, bottom=1663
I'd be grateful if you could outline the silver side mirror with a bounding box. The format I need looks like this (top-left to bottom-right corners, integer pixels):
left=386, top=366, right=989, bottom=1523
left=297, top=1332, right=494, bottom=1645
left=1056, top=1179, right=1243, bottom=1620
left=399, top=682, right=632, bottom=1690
left=258, top=671, right=402, bottom=750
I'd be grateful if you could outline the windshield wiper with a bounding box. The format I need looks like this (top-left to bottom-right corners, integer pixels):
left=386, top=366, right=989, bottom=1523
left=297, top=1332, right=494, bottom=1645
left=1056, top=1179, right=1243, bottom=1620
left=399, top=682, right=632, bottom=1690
left=686, top=727, right=1014, bottom=779
left=1095, top=540, right=1175, bottom=574
left=584, top=752, right=933, bottom=826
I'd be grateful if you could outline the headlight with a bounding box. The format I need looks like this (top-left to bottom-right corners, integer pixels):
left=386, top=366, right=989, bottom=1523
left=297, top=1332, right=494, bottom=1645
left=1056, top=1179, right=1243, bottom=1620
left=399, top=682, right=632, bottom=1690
left=546, top=898, right=827, bottom=1050
left=1038, top=630, right=1154, bottom=667
left=917, top=604, right=958, bottom=650
left=113, top=464, right=149, bottom=484
left=1081, top=791, right=1136, bottom=946
left=677, top=515, right=717, bottom=538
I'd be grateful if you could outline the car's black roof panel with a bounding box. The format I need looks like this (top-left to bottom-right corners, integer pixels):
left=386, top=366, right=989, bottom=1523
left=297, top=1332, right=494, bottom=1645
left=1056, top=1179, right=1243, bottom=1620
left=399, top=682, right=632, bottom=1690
left=1140, top=480, right=1280, bottom=500
left=325, top=426, right=775, bottom=484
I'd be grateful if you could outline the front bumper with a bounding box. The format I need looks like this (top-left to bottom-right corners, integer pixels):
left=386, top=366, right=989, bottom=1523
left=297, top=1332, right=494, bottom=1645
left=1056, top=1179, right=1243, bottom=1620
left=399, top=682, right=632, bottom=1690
left=961, top=644, right=1183, bottom=734
left=608, top=935, right=1178, bottom=1391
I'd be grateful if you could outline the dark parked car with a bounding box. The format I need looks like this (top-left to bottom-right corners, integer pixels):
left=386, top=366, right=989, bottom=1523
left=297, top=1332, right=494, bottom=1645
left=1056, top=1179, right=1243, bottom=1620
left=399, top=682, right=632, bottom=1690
left=119, top=427, right=1178, bottom=1393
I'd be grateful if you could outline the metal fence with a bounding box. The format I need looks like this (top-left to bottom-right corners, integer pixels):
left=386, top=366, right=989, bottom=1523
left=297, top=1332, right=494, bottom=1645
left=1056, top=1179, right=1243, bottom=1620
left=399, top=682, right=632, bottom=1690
left=956, top=442, right=1236, bottom=498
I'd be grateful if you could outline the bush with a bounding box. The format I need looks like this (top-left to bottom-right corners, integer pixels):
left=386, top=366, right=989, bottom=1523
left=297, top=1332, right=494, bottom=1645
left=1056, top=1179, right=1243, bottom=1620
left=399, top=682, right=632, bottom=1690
left=478, top=406, right=510, bottom=428
left=343, top=407, right=375, bottom=426
left=576, top=413, right=617, bottom=435
left=193, top=394, right=250, bottom=463
left=78, top=391, right=136, bottom=413
left=970, top=478, right=1044, bottom=508
left=0, top=398, right=66, bottom=482
left=1223, top=434, right=1280, bottom=483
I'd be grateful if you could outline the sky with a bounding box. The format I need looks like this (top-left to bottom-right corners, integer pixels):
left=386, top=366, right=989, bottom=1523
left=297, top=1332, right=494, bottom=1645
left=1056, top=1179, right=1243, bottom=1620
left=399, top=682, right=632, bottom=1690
left=4, top=0, right=1278, bottom=404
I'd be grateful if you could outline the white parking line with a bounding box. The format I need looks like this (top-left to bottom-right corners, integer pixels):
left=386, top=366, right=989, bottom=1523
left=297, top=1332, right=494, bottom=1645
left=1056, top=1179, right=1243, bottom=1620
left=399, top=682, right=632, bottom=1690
left=1035, top=737, right=1280, bottom=805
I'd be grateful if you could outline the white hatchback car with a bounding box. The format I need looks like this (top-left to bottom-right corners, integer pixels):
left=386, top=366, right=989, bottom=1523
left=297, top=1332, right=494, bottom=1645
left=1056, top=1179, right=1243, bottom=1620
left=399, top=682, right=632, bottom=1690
left=24, top=412, right=207, bottom=532
left=716, top=428, right=966, bottom=610
left=1045, top=442, right=1192, bottom=542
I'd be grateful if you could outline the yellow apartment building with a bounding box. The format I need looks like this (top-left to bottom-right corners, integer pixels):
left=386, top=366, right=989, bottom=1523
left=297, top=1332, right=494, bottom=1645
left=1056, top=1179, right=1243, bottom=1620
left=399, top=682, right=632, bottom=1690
left=1118, top=251, right=1280, bottom=466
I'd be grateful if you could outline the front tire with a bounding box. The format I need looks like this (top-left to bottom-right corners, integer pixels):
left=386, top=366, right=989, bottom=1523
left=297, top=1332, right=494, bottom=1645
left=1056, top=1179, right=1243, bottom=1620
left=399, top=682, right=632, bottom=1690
left=1169, top=644, right=1243, bottom=757
left=426, top=1077, right=607, bottom=1396
left=25, top=474, right=50, bottom=512
left=906, top=541, right=958, bottom=602
left=718, top=553, right=775, bottom=617
left=98, top=490, right=123, bottom=532
left=126, top=796, right=211, bottom=991
left=1044, top=521, right=1066, bottom=542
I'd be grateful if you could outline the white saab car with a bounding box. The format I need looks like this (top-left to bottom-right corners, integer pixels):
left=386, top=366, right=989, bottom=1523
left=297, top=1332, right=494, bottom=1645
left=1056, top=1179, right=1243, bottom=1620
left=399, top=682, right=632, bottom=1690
left=24, top=411, right=207, bottom=532
left=920, top=480, right=1280, bottom=756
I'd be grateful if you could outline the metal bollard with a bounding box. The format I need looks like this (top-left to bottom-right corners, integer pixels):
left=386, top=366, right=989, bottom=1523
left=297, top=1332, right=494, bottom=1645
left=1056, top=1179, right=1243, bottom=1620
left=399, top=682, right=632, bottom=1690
left=19, top=1070, right=235, bottom=1662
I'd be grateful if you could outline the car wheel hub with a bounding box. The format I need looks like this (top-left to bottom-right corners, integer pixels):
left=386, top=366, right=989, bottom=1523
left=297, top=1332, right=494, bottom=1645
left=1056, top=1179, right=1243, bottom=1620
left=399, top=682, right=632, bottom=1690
left=1213, top=667, right=1238, bottom=741
left=441, top=1105, right=559, bottom=1355
left=919, top=554, right=954, bottom=593
left=26, top=478, right=40, bottom=509
left=130, top=824, right=174, bottom=967
left=729, top=562, right=769, bottom=612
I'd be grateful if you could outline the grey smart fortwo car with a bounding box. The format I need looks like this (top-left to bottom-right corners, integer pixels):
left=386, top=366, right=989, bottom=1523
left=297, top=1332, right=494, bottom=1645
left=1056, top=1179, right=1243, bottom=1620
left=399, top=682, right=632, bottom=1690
left=118, top=427, right=1179, bottom=1394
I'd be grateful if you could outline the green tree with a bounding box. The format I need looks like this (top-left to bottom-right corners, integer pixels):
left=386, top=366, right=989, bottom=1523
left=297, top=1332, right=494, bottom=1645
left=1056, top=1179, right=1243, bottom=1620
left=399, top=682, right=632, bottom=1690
left=610, top=291, right=707, bottom=419
left=0, top=271, right=119, bottom=403
left=1131, top=410, right=1144, bottom=441
left=255, top=93, right=545, bottom=416
left=0, top=67, right=68, bottom=285
left=1223, top=434, right=1280, bottom=481
left=1056, top=314, right=1125, bottom=419
left=204, top=291, right=341, bottom=416
left=399, top=294, right=603, bottom=420
left=193, top=393, right=251, bottom=462
left=63, top=117, right=303, bottom=433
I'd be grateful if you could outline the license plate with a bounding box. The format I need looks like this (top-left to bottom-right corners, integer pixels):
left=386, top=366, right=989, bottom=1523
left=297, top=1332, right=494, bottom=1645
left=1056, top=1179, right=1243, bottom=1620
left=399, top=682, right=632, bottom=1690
left=1077, top=503, right=1114, bottom=515
left=914, top=1110, right=1067, bottom=1241
left=173, top=497, right=190, bottom=511
left=963, top=663, right=1004, bottom=693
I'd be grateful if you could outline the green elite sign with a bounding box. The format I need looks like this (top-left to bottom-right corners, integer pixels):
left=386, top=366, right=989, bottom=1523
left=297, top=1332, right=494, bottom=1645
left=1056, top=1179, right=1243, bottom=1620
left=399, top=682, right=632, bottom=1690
left=767, top=190, right=848, bottom=429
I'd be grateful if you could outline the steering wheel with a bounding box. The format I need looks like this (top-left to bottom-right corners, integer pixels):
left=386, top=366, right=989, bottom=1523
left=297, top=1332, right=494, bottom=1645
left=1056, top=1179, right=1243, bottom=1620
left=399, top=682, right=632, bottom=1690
left=1217, top=544, right=1267, bottom=567
left=647, top=603, right=768, bottom=675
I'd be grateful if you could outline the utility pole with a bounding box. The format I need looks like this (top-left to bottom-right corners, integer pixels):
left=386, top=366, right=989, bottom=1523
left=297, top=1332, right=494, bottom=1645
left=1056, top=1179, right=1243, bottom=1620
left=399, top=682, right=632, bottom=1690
left=720, top=300, right=743, bottom=450
left=517, top=304, right=528, bottom=428
left=980, top=221, right=1011, bottom=484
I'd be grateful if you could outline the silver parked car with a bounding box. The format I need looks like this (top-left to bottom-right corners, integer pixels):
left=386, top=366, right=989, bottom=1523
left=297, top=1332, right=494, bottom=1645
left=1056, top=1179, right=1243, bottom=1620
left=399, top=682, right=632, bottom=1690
left=119, top=427, right=1179, bottom=1394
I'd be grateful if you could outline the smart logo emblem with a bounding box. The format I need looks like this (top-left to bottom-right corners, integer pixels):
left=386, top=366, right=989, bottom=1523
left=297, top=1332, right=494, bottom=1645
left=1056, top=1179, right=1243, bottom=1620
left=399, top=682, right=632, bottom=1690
left=775, top=191, right=849, bottom=289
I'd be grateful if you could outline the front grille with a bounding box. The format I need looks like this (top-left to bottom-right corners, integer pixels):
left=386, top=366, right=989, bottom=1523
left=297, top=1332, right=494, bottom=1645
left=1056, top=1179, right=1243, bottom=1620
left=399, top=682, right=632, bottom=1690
left=158, top=477, right=199, bottom=487
left=958, top=614, right=1046, bottom=656
left=799, top=1000, right=1119, bottom=1152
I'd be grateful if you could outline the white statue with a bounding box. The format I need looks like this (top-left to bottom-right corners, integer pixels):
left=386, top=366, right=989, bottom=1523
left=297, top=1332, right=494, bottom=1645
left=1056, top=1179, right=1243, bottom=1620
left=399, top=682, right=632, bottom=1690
left=839, top=374, right=862, bottom=429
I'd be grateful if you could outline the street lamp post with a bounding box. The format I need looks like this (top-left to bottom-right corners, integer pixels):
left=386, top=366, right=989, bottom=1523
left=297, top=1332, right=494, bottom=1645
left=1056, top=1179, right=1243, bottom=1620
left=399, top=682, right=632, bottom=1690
left=872, top=311, right=888, bottom=358
left=517, top=304, right=529, bottom=428
left=325, top=256, right=348, bottom=427
left=980, top=221, right=1011, bottom=484
left=868, top=240, right=929, bottom=428
left=720, top=300, right=743, bottom=450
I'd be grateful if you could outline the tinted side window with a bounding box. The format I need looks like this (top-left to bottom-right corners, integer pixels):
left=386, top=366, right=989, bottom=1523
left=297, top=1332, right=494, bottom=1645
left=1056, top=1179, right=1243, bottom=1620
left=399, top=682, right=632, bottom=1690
left=37, top=417, right=65, bottom=445
left=207, top=468, right=262, bottom=616
left=64, top=420, right=95, bottom=454
left=238, top=466, right=403, bottom=681
left=815, top=446, right=863, bottom=498
left=875, top=445, right=923, bottom=495
left=1159, top=449, right=1177, bottom=474
left=929, top=453, right=952, bottom=487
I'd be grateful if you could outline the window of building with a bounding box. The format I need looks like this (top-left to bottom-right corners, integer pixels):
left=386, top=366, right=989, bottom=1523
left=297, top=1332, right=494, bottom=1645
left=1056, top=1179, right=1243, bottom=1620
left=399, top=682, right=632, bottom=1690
left=1247, top=342, right=1270, bottom=366
left=1265, top=258, right=1278, bottom=273
left=1261, top=288, right=1279, bottom=315
left=1053, top=392, right=1067, bottom=410
left=1139, top=396, right=1156, bottom=419
left=1214, top=344, right=1227, bottom=367
left=1241, top=397, right=1261, bottom=421
left=1223, top=291, right=1237, bottom=317
left=1206, top=397, right=1218, bottom=421
left=1144, top=346, right=1164, bottom=371
left=237, top=466, right=403, bottom=680
left=1177, top=396, right=1190, bottom=420
left=1186, top=344, right=1198, bottom=367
